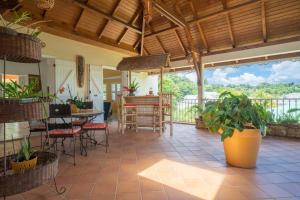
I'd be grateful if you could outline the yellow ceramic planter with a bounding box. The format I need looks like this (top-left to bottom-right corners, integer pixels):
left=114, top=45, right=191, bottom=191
left=70, top=104, right=79, bottom=113
left=11, top=156, right=37, bottom=172
left=223, top=129, right=261, bottom=168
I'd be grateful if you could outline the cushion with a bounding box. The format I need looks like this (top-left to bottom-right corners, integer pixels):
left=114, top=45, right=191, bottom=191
left=82, top=123, right=107, bottom=130
left=49, top=127, right=81, bottom=137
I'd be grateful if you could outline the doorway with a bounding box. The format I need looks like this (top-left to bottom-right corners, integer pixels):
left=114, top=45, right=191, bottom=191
left=103, top=68, right=122, bottom=116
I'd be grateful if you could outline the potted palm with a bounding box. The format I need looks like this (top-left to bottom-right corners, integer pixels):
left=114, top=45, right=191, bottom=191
left=124, top=80, right=139, bottom=96
left=11, top=137, right=37, bottom=172
left=202, top=92, right=272, bottom=168
left=191, top=104, right=206, bottom=129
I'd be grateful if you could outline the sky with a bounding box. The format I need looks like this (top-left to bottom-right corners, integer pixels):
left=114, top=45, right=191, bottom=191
left=178, top=59, right=300, bottom=86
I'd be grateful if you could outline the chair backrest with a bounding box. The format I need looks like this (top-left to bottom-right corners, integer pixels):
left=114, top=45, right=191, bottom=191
left=103, top=101, right=112, bottom=121
left=80, top=101, right=93, bottom=109
left=49, top=104, right=71, bottom=118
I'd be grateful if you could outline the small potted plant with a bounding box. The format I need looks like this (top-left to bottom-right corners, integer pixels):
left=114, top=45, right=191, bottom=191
left=11, top=137, right=37, bottom=172
left=191, top=104, right=206, bottom=129
left=67, top=96, right=84, bottom=113
left=202, top=92, right=272, bottom=168
left=123, top=80, right=139, bottom=96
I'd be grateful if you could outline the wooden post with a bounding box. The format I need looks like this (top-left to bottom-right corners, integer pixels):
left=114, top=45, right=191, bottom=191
left=129, top=70, right=132, bottom=85
left=159, top=67, right=163, bottom=135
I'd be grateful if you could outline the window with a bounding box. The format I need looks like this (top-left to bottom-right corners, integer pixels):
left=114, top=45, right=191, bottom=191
left=103, top=84, right=107, bottom=101
left=111, top=83, right=121, bottom=101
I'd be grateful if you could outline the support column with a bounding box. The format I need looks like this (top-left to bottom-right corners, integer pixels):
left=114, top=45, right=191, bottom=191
left=197, top=57, right=203, bottom=104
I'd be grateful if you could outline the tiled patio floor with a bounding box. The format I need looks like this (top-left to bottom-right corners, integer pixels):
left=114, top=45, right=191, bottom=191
left=8, top=123, right=300, bottom=200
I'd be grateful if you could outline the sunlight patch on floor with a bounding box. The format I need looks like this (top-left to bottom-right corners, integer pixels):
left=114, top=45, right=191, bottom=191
left=138, top=159, right=225, bottom=200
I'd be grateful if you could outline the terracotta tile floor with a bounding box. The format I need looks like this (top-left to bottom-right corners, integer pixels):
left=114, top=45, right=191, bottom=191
left=7, top=123, right=300, bottom=200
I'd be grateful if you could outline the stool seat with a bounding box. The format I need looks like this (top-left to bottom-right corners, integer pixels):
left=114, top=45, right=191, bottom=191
left=124, top=103, right=138, bottom=107
left=83, top=123, right=107, bottom=130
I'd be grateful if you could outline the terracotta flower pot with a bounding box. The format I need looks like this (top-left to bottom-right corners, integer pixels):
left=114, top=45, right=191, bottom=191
left=11, top=156, right=38, bottom=172
left=223, top=129, right=261, bottom=168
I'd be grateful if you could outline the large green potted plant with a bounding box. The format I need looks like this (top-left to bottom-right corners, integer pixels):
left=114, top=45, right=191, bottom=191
left=202, top=92, right=272, bottom=168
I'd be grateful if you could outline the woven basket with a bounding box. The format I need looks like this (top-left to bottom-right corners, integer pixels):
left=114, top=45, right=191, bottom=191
left=35, top=0, right=55, bottom=10
left=0, top=27, right=42, bottom=63
left=0, top=98, right=50, bottom=123
left=0, top=151, right=58, bottom=197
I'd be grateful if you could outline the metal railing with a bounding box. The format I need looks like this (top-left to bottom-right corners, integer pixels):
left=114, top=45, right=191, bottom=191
left=173, top=98, right=300, bottom=124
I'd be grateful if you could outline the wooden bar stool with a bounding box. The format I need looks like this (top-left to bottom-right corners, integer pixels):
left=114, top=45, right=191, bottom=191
left=121, top=103, right=138, bottom=134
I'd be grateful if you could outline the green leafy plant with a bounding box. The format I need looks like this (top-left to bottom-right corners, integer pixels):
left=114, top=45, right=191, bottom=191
left=0, top=11, right=48, bottom=38
left=124, top=79, right=140, bottom=93
left=67, top=96, right=84, bottom=109
left=16, top=137, right=34, bottom=162
left=0, top=80, right=49, bottom=99
left=190, top=104, right=204, bottom=118
left=202, top=91, right=272, bottom=141
left=275, top=108, right=300, bottom=125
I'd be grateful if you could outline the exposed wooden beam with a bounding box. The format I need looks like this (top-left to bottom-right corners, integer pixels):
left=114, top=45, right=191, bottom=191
left=261, top=0, right=267, bottom=42
left=197, top=23, right=209, bottom=52
left=225, top=13, right=235, bottom=48
left=74, top=0, right=89, bottom=31
left=174, top=29, right=187, bottom=55
left=189, top=0, right=197, bottom=18
left=221, top=0, right=227, bottom=9
left=203, top=36, right=300, bottom=56
left=156, top=36, right=167, bottom=53
left=117, top=28, right=128, bottom=45
left=98, top=20, right=109, bottom=39
left=145, top=0, right=260, bottom=38
left=133, top=38, right=141, bottom=50
left=73, top=0, right=142, bottom=34
left=97, top=0, right=124, bottom=40
left=119, top=7, right=142, bottom=46
left=144, top=46, right=150, bottom=55
left=152, top=0, right=186, bottom=27
left=131, top=8, right=142, bottom=27
left=112, top=0, right=123, bottom=16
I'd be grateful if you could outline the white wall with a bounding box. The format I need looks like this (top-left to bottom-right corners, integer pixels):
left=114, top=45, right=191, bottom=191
left=0, top=58, right=55, bottom=93
left=132, top=72, right=158, bottom=95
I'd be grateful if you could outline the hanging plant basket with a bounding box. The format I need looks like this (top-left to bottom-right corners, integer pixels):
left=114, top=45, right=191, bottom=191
left=0, top=27, right=42, bottom=63
left=0, top=151, right=58, bottom=197
left=0, top=98, right=50, bottom=123
left=35, top=0, right=55, bottom=10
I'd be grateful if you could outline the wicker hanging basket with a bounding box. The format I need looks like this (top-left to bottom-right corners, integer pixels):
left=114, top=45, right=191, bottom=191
left=35, top=0, right=55, bottom=10
left=0, top=151, right=58, bottom=197
left=0, top=27, right=42, bottom=63
left=0, top=98, right=50, bottom=123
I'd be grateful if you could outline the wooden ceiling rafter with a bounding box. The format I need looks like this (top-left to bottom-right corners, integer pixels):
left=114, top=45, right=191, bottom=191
left=152, top=0, right=186, bottom=28
left=197, top=23, right=209, bottom=52
left=73, top=0, right=141, bottom=35
left=118, top=6, right=142, bottom=46
left=174, top=29, right=187, bottom=55
left=98, top=0, right=123, bottom=40
left=261, top=0, right=267, bottom=42
left=145, top=0, right=261, bottom=39
left=74, top=0, right=89, bottom=31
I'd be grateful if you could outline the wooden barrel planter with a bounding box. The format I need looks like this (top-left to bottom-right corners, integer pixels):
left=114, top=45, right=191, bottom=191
left=0, top=98, right=50, bottom=123
left=0, top=27, right=42, bottom=63
left=0, top=151, right=58, bottom=197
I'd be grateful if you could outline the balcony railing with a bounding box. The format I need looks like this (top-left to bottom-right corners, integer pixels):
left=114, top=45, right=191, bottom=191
left=173, top=98, right=300, bottom=124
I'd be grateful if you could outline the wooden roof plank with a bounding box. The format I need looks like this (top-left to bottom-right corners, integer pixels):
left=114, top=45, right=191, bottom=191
left=73, top=0, right=142, bottom=34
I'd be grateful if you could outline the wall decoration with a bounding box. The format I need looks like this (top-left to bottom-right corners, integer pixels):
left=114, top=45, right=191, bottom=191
left=28, top=74, right=42, bottom=92
left=76, top=55, right=85, bottom=88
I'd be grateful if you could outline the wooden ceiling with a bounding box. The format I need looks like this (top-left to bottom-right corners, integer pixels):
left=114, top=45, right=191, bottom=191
left=2, top=0, right=300, bottom=62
